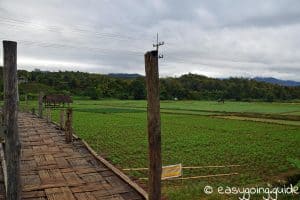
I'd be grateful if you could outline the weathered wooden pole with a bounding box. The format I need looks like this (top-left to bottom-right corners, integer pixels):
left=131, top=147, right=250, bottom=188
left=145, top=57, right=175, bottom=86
left=46, top=108, right=51, bottom=123
left=31, top=108, right=35, bottom=115
left=25, top=94, right=28, bottom=112
left=65, top=108, right=73, bottom=143
left=145, top=50, right=162, bottom=200
left=3, top=40, right=21, bottom=200
left=46, top=108, right=49, bottom=122
left=16, top=79, right=19, bottom=105
left=60, top=109, right=65, bottom=130
left=38, top=92, right=43, bottom=118
left=0, top=105, right=4, bottom=126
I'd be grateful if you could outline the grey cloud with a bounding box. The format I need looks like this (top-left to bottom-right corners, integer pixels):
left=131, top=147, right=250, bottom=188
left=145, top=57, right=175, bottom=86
left=0, top=0, right=300, bottom=81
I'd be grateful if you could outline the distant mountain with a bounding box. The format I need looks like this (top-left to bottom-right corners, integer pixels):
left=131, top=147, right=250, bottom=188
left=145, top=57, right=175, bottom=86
left=253, top=77, right=300, bottom=87
left=107, top=73, right=143, bottom=79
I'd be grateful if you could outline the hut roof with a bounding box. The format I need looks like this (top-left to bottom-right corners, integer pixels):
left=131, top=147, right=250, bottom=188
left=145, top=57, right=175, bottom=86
left=43, top=95, right=73, bottom=104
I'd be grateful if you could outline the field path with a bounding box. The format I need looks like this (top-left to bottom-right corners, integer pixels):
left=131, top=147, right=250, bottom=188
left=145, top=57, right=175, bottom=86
left=19, top=112, right=146, bottom=200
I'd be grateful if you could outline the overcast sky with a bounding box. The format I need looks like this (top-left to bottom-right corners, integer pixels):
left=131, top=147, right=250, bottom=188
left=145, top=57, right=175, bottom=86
left=0, top=0, right=300, bottom=81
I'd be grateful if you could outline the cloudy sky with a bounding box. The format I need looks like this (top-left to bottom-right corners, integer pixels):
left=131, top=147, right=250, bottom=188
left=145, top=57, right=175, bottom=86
left=0, top=0, right=300, bottom=81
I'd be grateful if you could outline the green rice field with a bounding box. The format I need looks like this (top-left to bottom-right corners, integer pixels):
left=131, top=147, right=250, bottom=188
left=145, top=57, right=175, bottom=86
left=19, top=100, right=300, bottom=199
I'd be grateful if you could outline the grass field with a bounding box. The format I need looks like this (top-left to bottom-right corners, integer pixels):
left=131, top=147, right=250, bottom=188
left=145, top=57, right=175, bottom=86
left=20, top=100, right=300, bottom=199
left=69, top=100, right=300, bottom=114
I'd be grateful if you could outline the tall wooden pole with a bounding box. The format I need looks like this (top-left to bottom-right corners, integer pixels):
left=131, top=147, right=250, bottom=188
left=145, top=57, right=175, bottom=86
left=3, top=40, right=21, bottom=200
left=145, top=50, right=162, bottom=200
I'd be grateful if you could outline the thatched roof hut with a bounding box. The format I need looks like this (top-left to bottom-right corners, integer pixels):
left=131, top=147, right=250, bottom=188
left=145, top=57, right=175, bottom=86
left=43, top=94, right=72, bottom=107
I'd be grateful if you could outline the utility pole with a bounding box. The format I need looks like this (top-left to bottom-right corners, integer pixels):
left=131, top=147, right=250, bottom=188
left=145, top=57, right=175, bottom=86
left=145, top=50, right=162, bottom=200
left=142, top=33, right=165, bottom=200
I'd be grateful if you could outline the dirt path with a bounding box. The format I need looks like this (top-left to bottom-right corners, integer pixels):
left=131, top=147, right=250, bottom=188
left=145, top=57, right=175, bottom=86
left=18, top=112, right=146, bottom=200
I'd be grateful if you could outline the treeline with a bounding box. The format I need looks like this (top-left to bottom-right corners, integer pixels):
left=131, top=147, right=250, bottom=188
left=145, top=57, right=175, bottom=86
left=0, top=67, right=300, bottom=101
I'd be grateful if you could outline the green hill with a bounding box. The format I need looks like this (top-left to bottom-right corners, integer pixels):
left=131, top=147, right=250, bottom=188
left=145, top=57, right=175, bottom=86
left=0, top=67, right=300, bottom=101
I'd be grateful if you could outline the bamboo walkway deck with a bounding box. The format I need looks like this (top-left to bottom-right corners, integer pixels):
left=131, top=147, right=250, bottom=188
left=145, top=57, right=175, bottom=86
left=17, top=112, right=146, bottom=200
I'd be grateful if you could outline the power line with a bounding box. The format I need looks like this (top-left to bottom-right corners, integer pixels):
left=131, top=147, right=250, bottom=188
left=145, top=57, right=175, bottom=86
left=0, top=16, right=178, bottom=56
left=0, top=39, right=147, bottom=65
left=0, top=18, right=156, bottom=55
left=0, top=16, right=153, bottom=43
left=0, top=21, right=141, bottom=45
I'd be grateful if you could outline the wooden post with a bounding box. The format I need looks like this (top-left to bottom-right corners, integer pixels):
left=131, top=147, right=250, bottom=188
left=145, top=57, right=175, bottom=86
left=65, top=108, right=73, bottom=143
left=31, top=108, right=35, bottom=115
left=25, top=94, right=28, bottom=112
left=46, top=108, right=49, bottom=122
left=0, top=105, right=4, bottom=126
left=49, top=108, right=52, bottom=122
left=46, top=108, right=51, bottom=123
left=3, top=40, right=21, bottom=200
left=60, top=109, right=65, bottom=130
left=144, top=50, right=162, bottom=200
left=38, top=92, right=43, bottom=118
left=0, top=110, right=4, bottom=143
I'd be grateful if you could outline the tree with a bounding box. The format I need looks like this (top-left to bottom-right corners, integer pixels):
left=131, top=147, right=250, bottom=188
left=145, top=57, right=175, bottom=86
left=129, top=78, right=146, bottom=100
